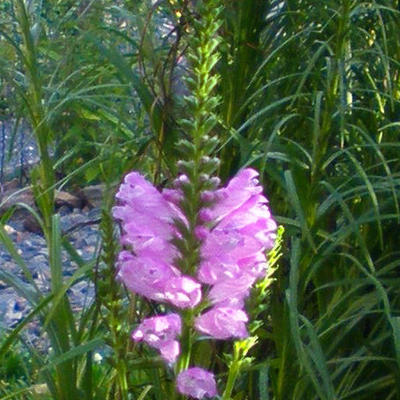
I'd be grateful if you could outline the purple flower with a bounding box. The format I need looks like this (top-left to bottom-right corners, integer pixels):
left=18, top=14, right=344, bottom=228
left=198, top=230, right=264, bottom=283
left=165, top=276, right=202, bottom=309
left=113, top=168, right=277, bottom=369
left=132, top=314, right=181, bottom=363
left=177, top=367, right=218, bottom=399
left=210, top=168, right=262, bottom=222
left=113, top=172, right=181, bottom=264
left=210, top=169, right=276, bottom=239
left=197, top=168, right=277, bottom=308
left=217, top=194, right=277, bottom=250
left=116, top=251, right=179, bottom=302
left=114, top=172, right=190, bottom=303
left=195, top=307, right=248, bottom=339
left=116, top=172, right=171, bottom=212
left=208, top=274, right=255, bottom=305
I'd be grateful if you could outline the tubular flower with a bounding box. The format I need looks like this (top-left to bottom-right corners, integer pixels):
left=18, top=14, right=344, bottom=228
left=177, top=367, right=218, bottom=399
left=113, top=171, right=180, bottom=264
left=165, top=276, right=202, bottom=309
left=116, top=250, right=178, bottom=302
left=195, top=307, right=249, bottom=340
left=198, top=168, right=277, bottom=287
left=132, top=314, right=182, bottom=363
left=195, top=168, right=277, bottom=339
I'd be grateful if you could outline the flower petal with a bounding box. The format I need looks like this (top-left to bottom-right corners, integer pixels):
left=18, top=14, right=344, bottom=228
left=177, top=367, right=218, bottom=399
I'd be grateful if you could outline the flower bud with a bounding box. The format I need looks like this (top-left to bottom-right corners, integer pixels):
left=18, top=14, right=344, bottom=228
left=199, top=173, right=210, bottom=183
left=200, top=156, right=220, bottom=174
left=201, top=190, right=214, bottom=202
left=173, top=174, right=190, bottom=188
left=195, top=226, right=209, bottom=240
left=177, top=160, right=195, bottom=177
left=200, top=156, right=220, bottom=167
left=198, top=208, right=213, bottom=222
left=201, top=134, right=210, bottom=144
left=209, top=176, right=221, bottom=188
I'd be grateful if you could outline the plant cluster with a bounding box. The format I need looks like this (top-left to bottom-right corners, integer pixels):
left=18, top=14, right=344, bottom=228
left=0, top=0, right=399, bottom=399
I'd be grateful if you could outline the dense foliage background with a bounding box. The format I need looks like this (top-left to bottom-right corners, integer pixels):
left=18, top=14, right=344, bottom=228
left=0, top=0, right=400, bottom=399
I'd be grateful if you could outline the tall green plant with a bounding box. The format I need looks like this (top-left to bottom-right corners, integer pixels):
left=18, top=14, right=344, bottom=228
left=0, top=2, right=106, bottom=399
left=12, top=0, right=54, bottom=231
left=210, top=1, right=400, bottom=398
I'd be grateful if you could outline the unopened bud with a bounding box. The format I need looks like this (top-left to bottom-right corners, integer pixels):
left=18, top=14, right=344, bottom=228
left=174, top=174, right=190, bottom=188
left=177, top=160, right=195, bottom=174
left=201, top=190, right=214, bottom=202
left=199, top=173, right=210, bottom=182
left=162, top=188, right=182, bottom=204
left=209, top=176, right=221, bottom=188
left=201, top=135, right=210, bottom=143
left=199, top=208, right=213, bottom=222
left=195, top=226, right=209, bottom=240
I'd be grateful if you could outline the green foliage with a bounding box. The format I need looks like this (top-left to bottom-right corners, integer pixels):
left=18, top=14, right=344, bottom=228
left=0, top=0, right=400, bottom=399
left=211, top=1, right=400, bottom=398
left=0, top=345, right=30, bottom=388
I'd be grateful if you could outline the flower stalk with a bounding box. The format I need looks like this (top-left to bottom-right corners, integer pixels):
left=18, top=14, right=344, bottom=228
left=222, top=338, right=257, bottom=400
left=172, top=0, right=223, bottom=376
left=113, top=1, right=277, bottom=399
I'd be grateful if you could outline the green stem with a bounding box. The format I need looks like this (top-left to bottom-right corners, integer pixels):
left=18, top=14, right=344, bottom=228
left=116, top=358, right=129, bottom=400
left=14, top=0, right=55, bottom=234
left=222, top=345, right=241, bottom=400
left=176, top=311, right=194, bottom=374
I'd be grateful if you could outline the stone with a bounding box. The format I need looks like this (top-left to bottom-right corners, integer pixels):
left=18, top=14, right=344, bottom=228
left=79, top=184, right=105, bottom=208
left=2, top=178, right=19, bottom=192
left=23, top=214, right=43, bottom=234
left=0, top=187, right=35, bottom=214
left=58, top=205, right=71, bottom=216
left=55, top=190, right=84, bottom=210
left=3, top=294, right=29, bottom=327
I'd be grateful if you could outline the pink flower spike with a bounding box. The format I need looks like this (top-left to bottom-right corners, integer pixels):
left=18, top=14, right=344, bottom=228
left=197, top=167, right=277, bottom=290
left=195, top=307, right=249, bottom=339
left=177, top=367, right=218, bottom=399
left=113, top=171, right=185, bottom=265
left=165, top=276, right=202, bottom=309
